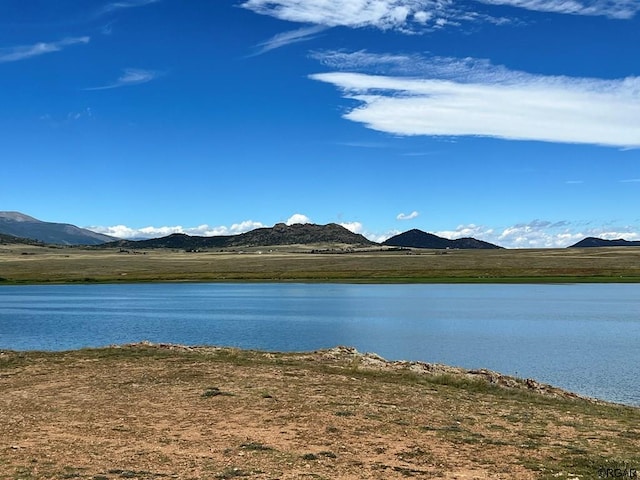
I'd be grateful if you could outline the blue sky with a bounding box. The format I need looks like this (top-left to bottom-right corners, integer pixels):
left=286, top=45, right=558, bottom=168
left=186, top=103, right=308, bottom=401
left=1, top=0, right=639, bottom=248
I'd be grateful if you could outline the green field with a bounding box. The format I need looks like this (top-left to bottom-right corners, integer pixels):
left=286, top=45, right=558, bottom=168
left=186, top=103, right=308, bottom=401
left=1, top=243, right=640, bottom=284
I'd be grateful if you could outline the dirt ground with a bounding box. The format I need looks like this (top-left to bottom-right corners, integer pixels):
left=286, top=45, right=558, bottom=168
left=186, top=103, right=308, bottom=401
left=1, top=344, right=639, bottom=480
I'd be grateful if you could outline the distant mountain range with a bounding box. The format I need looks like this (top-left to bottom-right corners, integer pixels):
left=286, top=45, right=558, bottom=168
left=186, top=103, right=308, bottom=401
left=3, top=211, right=639, bottom=250
left=568, top=237, right=640, bottom=248
left=383, top=229, right=502, bottom=249
left=106, top=225, right=505, bottom=251
left=103, top=222, right=376, bottom=250
left=3, top=212, right=495, bottom=249
left=0, top=211, right=116, bottom=246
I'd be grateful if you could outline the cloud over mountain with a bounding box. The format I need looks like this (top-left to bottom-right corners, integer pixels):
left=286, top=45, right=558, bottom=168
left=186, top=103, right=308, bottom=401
left=286, top=213, right=312, bottom=225
left=89, top=220, right=267, bottom=240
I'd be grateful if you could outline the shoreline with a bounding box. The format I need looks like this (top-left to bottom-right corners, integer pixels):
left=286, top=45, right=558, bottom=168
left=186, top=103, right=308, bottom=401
left=97, top=342, right=623, bottom=404
left=2, top=342, right=634, bottom=407
left=3, top=275, right=640, bottom=285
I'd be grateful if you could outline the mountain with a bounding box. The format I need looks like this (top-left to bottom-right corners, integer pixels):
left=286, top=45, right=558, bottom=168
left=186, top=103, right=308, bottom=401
left=382, top=229, right=502, bottom=249
left=103, top=223, right=376, bottom=250
left=0, top=211, right=117, bottom=246
left=569, top=237, right=640, bottom=248
left=227, top=223, right=374, bottom=247
left=0, top=232, right=43, bottom=245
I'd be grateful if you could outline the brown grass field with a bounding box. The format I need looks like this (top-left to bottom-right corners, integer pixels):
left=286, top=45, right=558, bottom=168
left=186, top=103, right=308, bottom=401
left=1, top=243, right=640, bottom=283
left=2, top=344, right=640, bottom=480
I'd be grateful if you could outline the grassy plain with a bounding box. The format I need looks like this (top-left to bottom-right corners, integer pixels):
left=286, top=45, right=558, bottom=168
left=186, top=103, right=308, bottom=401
left=2, top=344, right=640, bottom=479
left=1, top=243, right=640, bottom=283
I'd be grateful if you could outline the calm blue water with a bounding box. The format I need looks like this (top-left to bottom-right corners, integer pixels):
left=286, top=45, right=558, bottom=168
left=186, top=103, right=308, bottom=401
left=0, top=283, right=638, bottom=405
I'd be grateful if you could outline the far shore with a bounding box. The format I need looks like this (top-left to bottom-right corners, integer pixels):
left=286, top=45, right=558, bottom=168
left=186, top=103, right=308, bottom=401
left=2, top=243, right=640, bottom=284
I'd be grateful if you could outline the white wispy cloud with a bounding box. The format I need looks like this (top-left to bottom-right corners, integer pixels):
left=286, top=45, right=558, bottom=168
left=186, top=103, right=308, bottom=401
left=336, top=141, right=390, bottom=148
left=310, top=52, right=640, bottom=148
left=435, top=224, right=497, bottom=241
left=477, top=0, right=640, bottom=19
left=101, top=22, right=115, bottom=35
left=251, top=25, right=327, bottom=56
left=339, top=221, right=364, bottom=233
left=242, top=0, right=637, bottom=34
left=313, top=50, right=527, bottom=81
left=433, top=220, right=640, bottom=248
left=495, top=220, right=640, bottom=248
left=67, top=108, right=93, bottom=121
left=88, top=220, right=266, bottom=239
left=0, top=37, right=90, bottom=64
left=241, top=0, right=490, bottom=32
left=339, top=222, right=400, bottom=243
left=85, top=68, right=161, bottom=91
left=39, top=108, right=94, bottom=127
left=286, top=213, right=312, bottom=225
left=242, top=0, right=425, bottom=30
left=397, top=211, right=419, bottom=221
left=368, top=230, right=401, bottom=243
left=592, top=229, right=640, bottom=241
left=99, top=0, right=161, bottom=15
left=496, top=222, right=582, bottom=248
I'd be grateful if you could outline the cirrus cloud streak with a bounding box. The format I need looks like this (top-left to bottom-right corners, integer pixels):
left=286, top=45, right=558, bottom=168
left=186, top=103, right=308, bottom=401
left=310, top=53, right=640, bottom=148
left=85, top=68, right=161, bottom=90
left=250, top=25, right=327, bottom=56
left=242, top=0, right=638, bottom=34
left=0, top=37, right=89, bottom=64
left=100, top=0, right=161, bottom=15
left=477, top=0, right=640, bottom=19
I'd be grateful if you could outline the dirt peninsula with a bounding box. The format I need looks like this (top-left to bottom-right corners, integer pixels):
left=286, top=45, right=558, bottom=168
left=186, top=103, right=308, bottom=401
left=1, top=343, right=639, bottom=479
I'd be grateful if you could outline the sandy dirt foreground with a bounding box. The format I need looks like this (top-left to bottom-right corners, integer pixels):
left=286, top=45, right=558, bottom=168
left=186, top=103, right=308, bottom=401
left=1, top=344, right=639, bottom=480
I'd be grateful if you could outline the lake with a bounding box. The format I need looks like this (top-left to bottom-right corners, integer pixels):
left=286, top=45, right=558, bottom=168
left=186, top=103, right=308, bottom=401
left=0, top=282, right=638, bottom=405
